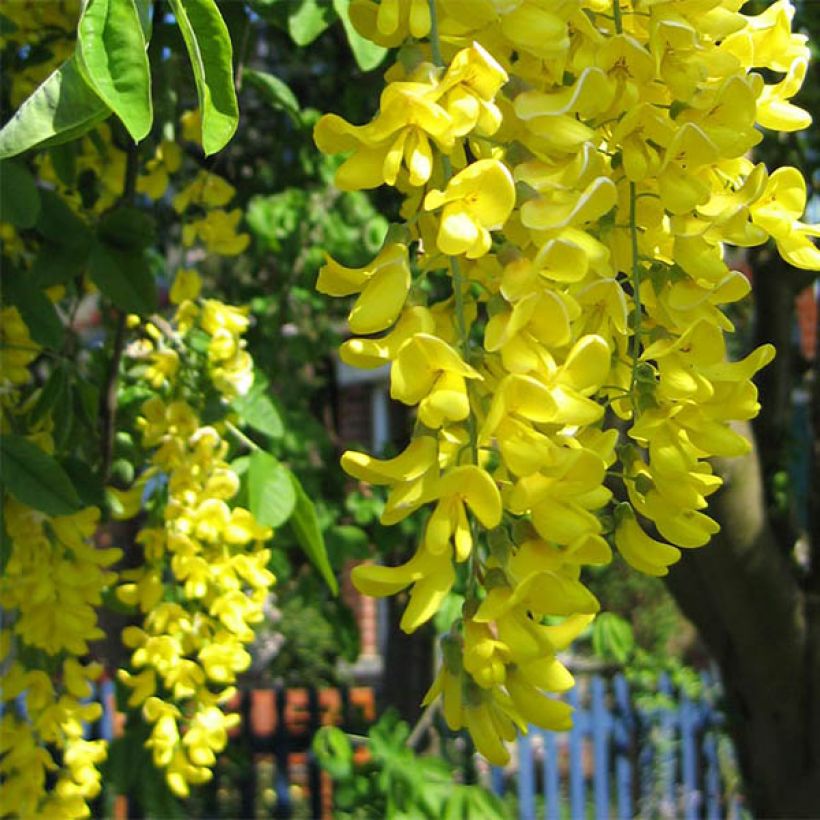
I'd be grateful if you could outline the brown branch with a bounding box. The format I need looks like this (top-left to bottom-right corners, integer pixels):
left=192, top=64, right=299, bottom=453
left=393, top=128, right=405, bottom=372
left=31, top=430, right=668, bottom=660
left=98, top=312, right=127, bottom=483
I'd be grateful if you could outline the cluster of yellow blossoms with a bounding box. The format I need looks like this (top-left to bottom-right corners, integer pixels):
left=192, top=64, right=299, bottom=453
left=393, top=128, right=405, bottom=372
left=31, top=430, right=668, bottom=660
left=1, top=316, right=119, bottom=815
left=114, top=270, right=274, bottom=798
left=315, top=0, right=819, bottom=762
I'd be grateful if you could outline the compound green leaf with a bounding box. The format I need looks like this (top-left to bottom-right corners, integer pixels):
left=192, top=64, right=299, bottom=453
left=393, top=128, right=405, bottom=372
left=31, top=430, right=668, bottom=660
left=77, top=0, right=153, bottom=141
left=248, top=450, right=296, bottom=528
left=0, top=434, right=83, bottom=516
left=0, top=55, right=110, bottom=159
left=333, top=0, right=387, bottom=70
left=0, top=161, right=40, bottom=227
left=169, top=0, right=238, bottom=155
left=289, top=473, right=338, bottom=594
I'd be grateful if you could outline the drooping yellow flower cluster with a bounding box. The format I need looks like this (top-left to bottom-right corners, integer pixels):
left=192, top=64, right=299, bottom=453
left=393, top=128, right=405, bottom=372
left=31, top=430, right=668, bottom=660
left=114, top=270, right=273, bottom=797
left=315, top=0, right=819, bottom=763
left=0, top=310, right=119, bottom=818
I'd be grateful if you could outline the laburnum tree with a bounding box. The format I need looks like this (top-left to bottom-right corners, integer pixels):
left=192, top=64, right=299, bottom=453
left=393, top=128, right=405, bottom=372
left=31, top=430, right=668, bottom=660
left=0, top=0, right=818, bottom=819
left=314, top=0, right=820, bottom=815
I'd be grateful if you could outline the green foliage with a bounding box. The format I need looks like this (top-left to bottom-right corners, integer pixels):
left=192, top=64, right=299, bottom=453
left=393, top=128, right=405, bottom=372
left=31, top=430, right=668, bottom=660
left=266, top=592, right=347, bottom=686
left=288, top=473, right=339, bottom=595
left=313, top=711, right=508, bottom=819
left=248, top=450, right=296, bottom=527
left=0, top=55, right=110, bottom=158
left=76, top=0, right=152, bottom=140
left=0, top=160, right=40, bottom=226
left=0, top=434, right=83, bottom=516
left=168, top=0, right=239, bottom=155
left=243, top=69, right=302, bottom=126
left=332, top=0, right=388, bottom=70
left=250, top=0, right=387, bottom=70
left=591, top=612, right=636, bottom=665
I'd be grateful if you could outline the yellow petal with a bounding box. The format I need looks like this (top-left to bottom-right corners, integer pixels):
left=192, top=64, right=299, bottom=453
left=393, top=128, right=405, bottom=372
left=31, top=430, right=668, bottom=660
left=341, top=436, right=437, bottom=484
left=438, top=465, right=502, bottom=529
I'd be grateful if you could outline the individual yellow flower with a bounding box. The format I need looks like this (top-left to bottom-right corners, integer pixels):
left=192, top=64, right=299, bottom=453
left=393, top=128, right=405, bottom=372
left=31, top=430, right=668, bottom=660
left=424, top=159, right=516, bottom=258
left=316, top=243, right=411, bottom=333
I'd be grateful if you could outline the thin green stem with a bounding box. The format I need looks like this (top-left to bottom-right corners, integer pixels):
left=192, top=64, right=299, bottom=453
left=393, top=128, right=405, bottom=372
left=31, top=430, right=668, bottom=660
left=225, top=420, right=261, bottom=452
left=613, top=0, right=623, bottom=33
left=628, top=181, right=643, bottom=413
left=427, top=0, right=443, bottom=65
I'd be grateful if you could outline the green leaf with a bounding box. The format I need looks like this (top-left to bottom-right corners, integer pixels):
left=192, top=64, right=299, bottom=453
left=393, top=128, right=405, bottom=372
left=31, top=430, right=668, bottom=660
left=248, top=450, right=296, bottom=528
left=0, top=434, right=83, bottom=516
left=29, top=366, right=69, bottom=425
left=168, top=0, right=238, bottom=155
left=232, top=376, right=284, bottom=439
left=288, top=0, right=334, bottom=45
left=0, top=55, right=110, bottom=159
left=243, top=69, right=301, bottom=125
left=332, top=0, right=387, bottom=70
left=289, top=474, right=338, bottom=594
left=2, top=274, right=64, bottom=349
left=36, top=189, right=91, bottom=245
left=592, top=612, right=635, bottom=665
left=313, top=726, right=353, bottom=780
left=30, top=190, right=93, bottom=287
left=0, top=161, right=40, bottom=227
left=61, top=457, right=106, bottom=508
left=88, top=240, right=157, bottom=315
left=76, top=0, right=153, bottom=141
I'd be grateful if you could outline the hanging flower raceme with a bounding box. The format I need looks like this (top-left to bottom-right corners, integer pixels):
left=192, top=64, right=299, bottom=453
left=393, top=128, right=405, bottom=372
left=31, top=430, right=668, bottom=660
left=314, top=0, right=819, bottom=764
left=0, top=306, right=120, bottom=819
left=111, top=271, right=276, bottom=797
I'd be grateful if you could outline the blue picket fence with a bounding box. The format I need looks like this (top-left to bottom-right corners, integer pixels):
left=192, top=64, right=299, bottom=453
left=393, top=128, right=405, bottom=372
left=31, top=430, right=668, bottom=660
left=490, top=671, right=743, bottom=820
left=9, top=671, right=742, bottom=818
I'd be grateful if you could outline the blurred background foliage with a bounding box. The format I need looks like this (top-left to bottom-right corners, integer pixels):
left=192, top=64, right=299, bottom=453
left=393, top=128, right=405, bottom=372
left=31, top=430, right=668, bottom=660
left=1, top=0, right=816, bottom=793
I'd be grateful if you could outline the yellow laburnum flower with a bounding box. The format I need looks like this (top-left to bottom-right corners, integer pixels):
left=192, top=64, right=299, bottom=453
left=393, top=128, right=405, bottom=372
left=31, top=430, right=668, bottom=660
left=342, top=435, right=438, bottom=484
left=506, top=668, right=573, bottom=731
left=183, top=209, right=250, bottom=256
left=173, top=170, right=236, bottom=213
left=437, top=43, right=508, bottom=138
left=755, top=57, right=811, bottom=132
left=348, top=0, right=431, bottom=46
left=352, top=541, right=456, bottom=632
left=137, top=140, right=183, bottom=200
left=462, top=619, right=509, bottom=688
left=425, top=465, right=502, bottom=561
left=750, top=167, right=820, bottom=270
left=170, top=268, right=202, bottom=305
left=339, top=305, right=436, bottom=368
left=390, top=333, right=481, bottom=426
left=314, top=82, right=454, bottom=190
left=614, top=503, right=681, bottom=577
left=316, top=243, right=410, bottom=333
left=424, top=159, right=515, bottom=258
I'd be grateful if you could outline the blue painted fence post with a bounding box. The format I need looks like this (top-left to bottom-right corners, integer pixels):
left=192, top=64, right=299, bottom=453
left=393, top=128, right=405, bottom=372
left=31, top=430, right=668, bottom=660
left=567, top=684, right=586, bottom=819
left=658, top=672, right=677, bottom=815
left=542, top=729, right=560, bottom=820
left=612, top=674, right=634, bottom=820
left=591, top=675, right=610, bottom=819
left=517, top=729, right=536, bottom=820
left=679, top=686, right=700, bottom=820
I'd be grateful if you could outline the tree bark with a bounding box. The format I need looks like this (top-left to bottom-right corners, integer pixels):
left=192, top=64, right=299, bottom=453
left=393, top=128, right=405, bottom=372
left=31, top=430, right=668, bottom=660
left=665, top=426, right=820, bottom=816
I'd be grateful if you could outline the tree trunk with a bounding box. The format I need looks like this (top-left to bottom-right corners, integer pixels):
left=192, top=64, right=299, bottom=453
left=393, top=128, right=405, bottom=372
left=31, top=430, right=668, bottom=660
left=665, top=427, right=820, bottom=816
